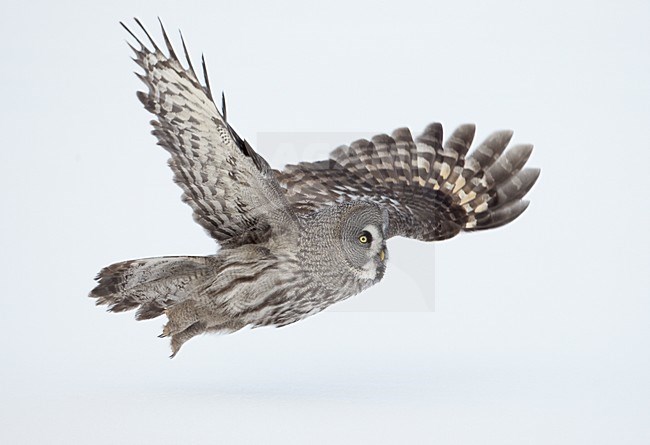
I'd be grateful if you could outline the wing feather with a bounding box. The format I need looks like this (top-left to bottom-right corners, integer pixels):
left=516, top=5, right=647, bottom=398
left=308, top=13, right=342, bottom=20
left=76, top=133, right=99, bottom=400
left=123, top=19, right=297, bottom=247
left=276, top=124, right=538, bottom=241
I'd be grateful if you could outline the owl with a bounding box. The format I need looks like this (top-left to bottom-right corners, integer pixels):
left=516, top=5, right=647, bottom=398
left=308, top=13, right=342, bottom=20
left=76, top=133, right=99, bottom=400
left=90, top=19, right=540, bottom=357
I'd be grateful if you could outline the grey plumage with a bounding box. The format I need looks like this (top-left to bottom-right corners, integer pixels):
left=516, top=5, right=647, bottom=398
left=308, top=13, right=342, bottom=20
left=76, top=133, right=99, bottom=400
left=89, top=19, right=540, bottom=357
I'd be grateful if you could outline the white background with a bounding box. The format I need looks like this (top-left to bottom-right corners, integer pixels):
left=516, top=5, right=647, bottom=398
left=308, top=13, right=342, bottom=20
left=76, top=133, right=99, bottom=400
left=1, top=0, right=649, bottom=443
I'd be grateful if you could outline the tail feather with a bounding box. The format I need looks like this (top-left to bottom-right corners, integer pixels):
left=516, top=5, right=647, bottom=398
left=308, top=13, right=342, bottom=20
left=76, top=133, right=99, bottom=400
left=90, top=255, right=267, bottom=357
left=89, top=256, right=214, bottom=320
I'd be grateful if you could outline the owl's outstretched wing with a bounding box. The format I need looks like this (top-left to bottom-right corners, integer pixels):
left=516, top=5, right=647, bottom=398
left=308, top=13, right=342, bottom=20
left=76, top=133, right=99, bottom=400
left=123, top=19, right=297, bottom=247
left=275, top=124, right=539, bottom=241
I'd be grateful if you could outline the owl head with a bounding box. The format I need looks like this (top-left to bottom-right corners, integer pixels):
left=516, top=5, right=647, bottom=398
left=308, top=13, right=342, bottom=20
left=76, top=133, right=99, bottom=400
left=335, top=201, right=389, bottom=285
left=299, top=200, right=389, bottom=288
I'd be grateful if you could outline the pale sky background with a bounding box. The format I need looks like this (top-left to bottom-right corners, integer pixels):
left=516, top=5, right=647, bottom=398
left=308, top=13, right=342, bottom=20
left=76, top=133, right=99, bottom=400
left=1, top=0, right=649, bottom=443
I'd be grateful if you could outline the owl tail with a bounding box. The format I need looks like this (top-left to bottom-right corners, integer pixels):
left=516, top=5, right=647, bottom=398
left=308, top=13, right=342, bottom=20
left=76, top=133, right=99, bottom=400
left=89, top=256, right=214, bottom=322
left=89, top=256, right=220, bottom=357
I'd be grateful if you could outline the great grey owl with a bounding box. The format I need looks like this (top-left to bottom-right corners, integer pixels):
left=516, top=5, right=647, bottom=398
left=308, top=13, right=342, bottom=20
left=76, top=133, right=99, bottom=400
left=90, top=19, right=540, bottom=357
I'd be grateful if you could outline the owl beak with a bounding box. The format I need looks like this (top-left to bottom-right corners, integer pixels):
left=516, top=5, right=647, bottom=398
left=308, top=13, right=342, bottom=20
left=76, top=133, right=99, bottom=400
left=379, top=249, right=385, bottom=262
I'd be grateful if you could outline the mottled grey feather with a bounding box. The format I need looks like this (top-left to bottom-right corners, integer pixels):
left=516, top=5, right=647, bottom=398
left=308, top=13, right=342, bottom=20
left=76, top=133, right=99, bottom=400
left=89, top=19, right=539, bottom=358
left=276, top=124, right=539, bottom=238
left=124, top=19, right=297, bottom=247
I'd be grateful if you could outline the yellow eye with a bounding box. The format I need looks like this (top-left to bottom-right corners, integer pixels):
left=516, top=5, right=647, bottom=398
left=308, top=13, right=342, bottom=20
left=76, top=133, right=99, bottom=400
left=358, top=231, right=372, bottom=244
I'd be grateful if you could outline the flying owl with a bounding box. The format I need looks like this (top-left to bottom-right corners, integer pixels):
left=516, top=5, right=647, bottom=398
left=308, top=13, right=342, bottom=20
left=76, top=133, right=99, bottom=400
left=90, top=19, right=540, bottom=357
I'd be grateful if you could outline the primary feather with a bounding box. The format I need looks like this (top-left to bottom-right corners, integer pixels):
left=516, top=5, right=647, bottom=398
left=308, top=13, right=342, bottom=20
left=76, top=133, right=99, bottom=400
left=276, top=124, right=539, bottom=240
left=122, top=19, right=297, bottom=247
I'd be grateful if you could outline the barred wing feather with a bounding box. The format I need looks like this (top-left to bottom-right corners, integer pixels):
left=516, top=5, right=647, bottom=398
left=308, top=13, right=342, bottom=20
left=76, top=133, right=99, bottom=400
left=275, top=124, right=539, bottom=241
left=123, top=19, right=297, bottom=247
